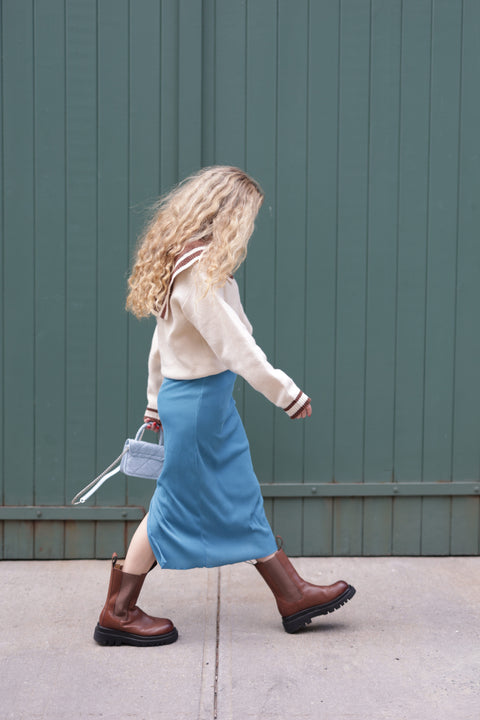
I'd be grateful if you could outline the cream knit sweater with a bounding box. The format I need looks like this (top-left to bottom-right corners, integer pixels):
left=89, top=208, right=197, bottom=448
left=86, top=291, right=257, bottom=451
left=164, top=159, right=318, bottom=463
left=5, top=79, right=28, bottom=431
left=145, top=264, right=310, bottom=421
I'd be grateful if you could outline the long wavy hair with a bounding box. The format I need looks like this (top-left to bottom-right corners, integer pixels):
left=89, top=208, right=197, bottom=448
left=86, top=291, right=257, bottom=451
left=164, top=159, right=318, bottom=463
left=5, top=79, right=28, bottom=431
left=126, top=165, right=264, bottom=318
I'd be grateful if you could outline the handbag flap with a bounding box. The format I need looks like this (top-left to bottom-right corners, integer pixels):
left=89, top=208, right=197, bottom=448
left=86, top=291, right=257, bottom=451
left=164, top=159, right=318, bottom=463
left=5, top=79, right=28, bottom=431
left=120, top=438, right=165, bottom=480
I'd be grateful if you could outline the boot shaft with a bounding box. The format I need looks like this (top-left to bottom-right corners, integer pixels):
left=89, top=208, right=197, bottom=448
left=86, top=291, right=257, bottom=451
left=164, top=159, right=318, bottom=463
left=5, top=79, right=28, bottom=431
left=94, top=553, right=178, bottom=645
left=255, top=549, right=349, bottom=618
left=255, top=550, right=304, bottom=610
left=99, top=554, right=147, bottom=624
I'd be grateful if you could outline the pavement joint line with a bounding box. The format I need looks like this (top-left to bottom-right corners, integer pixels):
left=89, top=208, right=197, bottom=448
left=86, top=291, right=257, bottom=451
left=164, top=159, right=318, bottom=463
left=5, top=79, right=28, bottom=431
left=213, top=566, right=221, bottom=720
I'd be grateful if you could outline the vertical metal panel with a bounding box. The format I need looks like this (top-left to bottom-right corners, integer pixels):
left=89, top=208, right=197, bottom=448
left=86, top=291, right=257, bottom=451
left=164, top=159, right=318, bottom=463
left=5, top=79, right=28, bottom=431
left=335, top=0, right=370, bottom=482
left=0, top=0, right=5, bottom=558
left=213, top=0, right=247, bottom=168
left=178, top=0, right=203, bottom=179
left=244, top=0, right=277, bottom=486
left=33, top=0, right=67, bottom=561
left=201, top=0, right=215, bottom=167
left=214, top=0, right=248, bottom=417
left=65, top=520, right=95, bottom=559
left=303, top=499, right=334, bottom=556
left=127, top=0, right=161, bottom=517
left=160, top=0, right=179, bottom=191
left=272, top=0, right=310, bottom=555
left=274, top=0, right=308, bottom=476
left=3, top=1, right=36, bottom=559
left=33, top=2, right=67, bottom=489
left=364, top=1, right=401, bottom=483
left=423, top=0, right=462, bottom=484
left=451, top=1, right=480, bottom=556
left=453, top=0, right=480, bottom=486
left=422, top=0, right=463, bottom=554
left=0, top=0, right=3, bottom=524
left=35, top=521, right=64, bottom=559
left=95, top=521, right=127, bottom=559
left=64, top=0, right=98, bottom=549
left=4, top=522, right=34, bottom=560
left=95, top=0, right=129, bottom=519
left=392, top=0, right=431, bottom=554
left=3, top=4, right=35, bottom=503
left=392, top=498, right=421, bottom=555
left=334, top=498, right=363, bottom=556
left=362, top=1, right=402, bottom=555
left=0, top=1, right=3, bottom=547
left=333, top=0, right=371, bottom=555
left=450, top=498, right=480, bottom=555
left=304, top=0, right=339, bottom=491
left=362, top=498, right=392, bottom=557
left=1, top=0, right=479, bottom=558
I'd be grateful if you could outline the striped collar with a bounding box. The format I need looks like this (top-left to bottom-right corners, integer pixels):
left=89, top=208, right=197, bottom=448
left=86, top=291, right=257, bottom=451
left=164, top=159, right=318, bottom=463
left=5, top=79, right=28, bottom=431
left=159, top=239, right=209, bottom=319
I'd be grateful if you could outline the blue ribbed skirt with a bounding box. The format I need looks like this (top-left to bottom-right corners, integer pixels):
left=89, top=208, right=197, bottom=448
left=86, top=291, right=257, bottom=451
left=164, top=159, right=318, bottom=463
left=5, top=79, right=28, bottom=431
left=147, top=370, right=278, bottom=569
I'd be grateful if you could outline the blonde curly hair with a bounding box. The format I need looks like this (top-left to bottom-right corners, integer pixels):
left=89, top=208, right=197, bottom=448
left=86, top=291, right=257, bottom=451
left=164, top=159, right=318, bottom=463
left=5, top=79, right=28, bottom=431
left=126, top=165, right=264, bottom=318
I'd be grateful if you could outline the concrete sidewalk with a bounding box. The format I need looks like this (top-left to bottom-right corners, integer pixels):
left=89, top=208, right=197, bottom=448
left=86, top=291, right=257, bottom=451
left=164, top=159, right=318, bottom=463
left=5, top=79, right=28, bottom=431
left=1, top=557, right=479, bottom=720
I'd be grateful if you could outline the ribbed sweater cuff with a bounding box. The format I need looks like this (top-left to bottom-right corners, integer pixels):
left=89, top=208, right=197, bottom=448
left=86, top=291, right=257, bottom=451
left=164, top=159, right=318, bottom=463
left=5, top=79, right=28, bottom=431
left=283, top=392, right=311, bottom=419
left=145, top=406, right=160, bottom=422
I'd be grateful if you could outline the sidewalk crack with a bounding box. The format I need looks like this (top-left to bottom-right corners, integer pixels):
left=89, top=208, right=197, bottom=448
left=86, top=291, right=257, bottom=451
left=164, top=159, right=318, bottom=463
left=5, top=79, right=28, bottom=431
left=213, top=566, right=221, bottom=719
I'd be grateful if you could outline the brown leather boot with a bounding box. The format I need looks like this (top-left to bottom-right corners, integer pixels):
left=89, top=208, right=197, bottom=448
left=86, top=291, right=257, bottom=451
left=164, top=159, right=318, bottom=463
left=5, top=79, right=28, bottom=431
left=255, top=549, right=356, bottom=633
left=94, top=554, right=178, bottom=646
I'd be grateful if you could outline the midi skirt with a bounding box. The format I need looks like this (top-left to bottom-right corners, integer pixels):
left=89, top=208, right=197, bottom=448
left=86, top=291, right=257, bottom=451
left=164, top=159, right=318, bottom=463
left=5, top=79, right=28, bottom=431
left=147, top=370, right=278, bottom=569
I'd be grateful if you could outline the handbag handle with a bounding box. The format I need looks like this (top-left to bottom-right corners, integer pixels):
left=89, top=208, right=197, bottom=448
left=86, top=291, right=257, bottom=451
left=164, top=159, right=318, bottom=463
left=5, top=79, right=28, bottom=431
left=135, top=422, right=164, bottom=444
left=70, top=424, right=163, bottom=505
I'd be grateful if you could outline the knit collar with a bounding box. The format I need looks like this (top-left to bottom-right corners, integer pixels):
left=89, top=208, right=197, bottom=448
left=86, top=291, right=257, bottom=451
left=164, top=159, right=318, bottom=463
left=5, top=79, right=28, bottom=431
left=159, top=239, right=209, bottom=319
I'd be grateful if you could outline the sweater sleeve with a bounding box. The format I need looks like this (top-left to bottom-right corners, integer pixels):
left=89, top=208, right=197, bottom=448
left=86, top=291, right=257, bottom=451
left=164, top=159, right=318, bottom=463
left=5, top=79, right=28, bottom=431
left=145, top=326, right=163, bottom=421
left=180, top=281, right=310, bottom=418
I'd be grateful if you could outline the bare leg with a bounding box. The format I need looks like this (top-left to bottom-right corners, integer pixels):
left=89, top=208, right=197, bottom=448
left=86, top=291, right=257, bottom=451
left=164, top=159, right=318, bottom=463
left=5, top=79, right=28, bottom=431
left=123, top=513, right=156, bottom=575
left=256, top=552, right=276, bottom=563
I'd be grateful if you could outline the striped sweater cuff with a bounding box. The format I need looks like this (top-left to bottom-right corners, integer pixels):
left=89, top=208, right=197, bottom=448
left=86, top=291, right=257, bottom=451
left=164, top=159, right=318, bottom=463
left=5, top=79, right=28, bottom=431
left=145, top=406, right=160, bottom=422
left=284, top=392, right=311, bottom=419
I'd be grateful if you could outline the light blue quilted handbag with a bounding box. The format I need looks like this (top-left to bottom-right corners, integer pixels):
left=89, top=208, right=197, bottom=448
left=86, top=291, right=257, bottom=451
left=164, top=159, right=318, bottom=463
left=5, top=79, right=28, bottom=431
left=71, top=423, right=164, bottom=505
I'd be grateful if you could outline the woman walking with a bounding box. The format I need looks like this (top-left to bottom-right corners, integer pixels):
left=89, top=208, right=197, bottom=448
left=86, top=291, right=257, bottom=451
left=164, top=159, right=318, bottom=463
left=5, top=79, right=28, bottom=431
left=94, top=166, right=355, bottom=646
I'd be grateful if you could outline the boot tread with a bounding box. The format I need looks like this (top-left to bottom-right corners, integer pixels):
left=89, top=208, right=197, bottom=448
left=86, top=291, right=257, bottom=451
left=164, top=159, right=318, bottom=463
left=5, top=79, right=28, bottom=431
left=282, top=585, right=356, bottom=633
left=94, top=623, right=178, bottom=646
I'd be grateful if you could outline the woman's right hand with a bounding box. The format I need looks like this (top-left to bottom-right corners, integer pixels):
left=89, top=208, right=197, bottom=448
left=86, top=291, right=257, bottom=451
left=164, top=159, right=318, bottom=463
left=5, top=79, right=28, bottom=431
left=296, top=402, right=312, bottom=419
left=143, top=416, right=162, bottom=432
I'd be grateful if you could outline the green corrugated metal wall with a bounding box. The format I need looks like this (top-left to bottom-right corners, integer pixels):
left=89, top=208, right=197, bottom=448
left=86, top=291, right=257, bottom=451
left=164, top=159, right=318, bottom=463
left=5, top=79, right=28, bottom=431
left=1, top=0, right=479, bottom=559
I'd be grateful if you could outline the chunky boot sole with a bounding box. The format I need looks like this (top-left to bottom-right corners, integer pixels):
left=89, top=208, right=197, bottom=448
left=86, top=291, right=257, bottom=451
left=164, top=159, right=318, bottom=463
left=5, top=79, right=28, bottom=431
left=282, top=585, right=356, bottom=634
left=94, top=623, right=178, bottom=647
